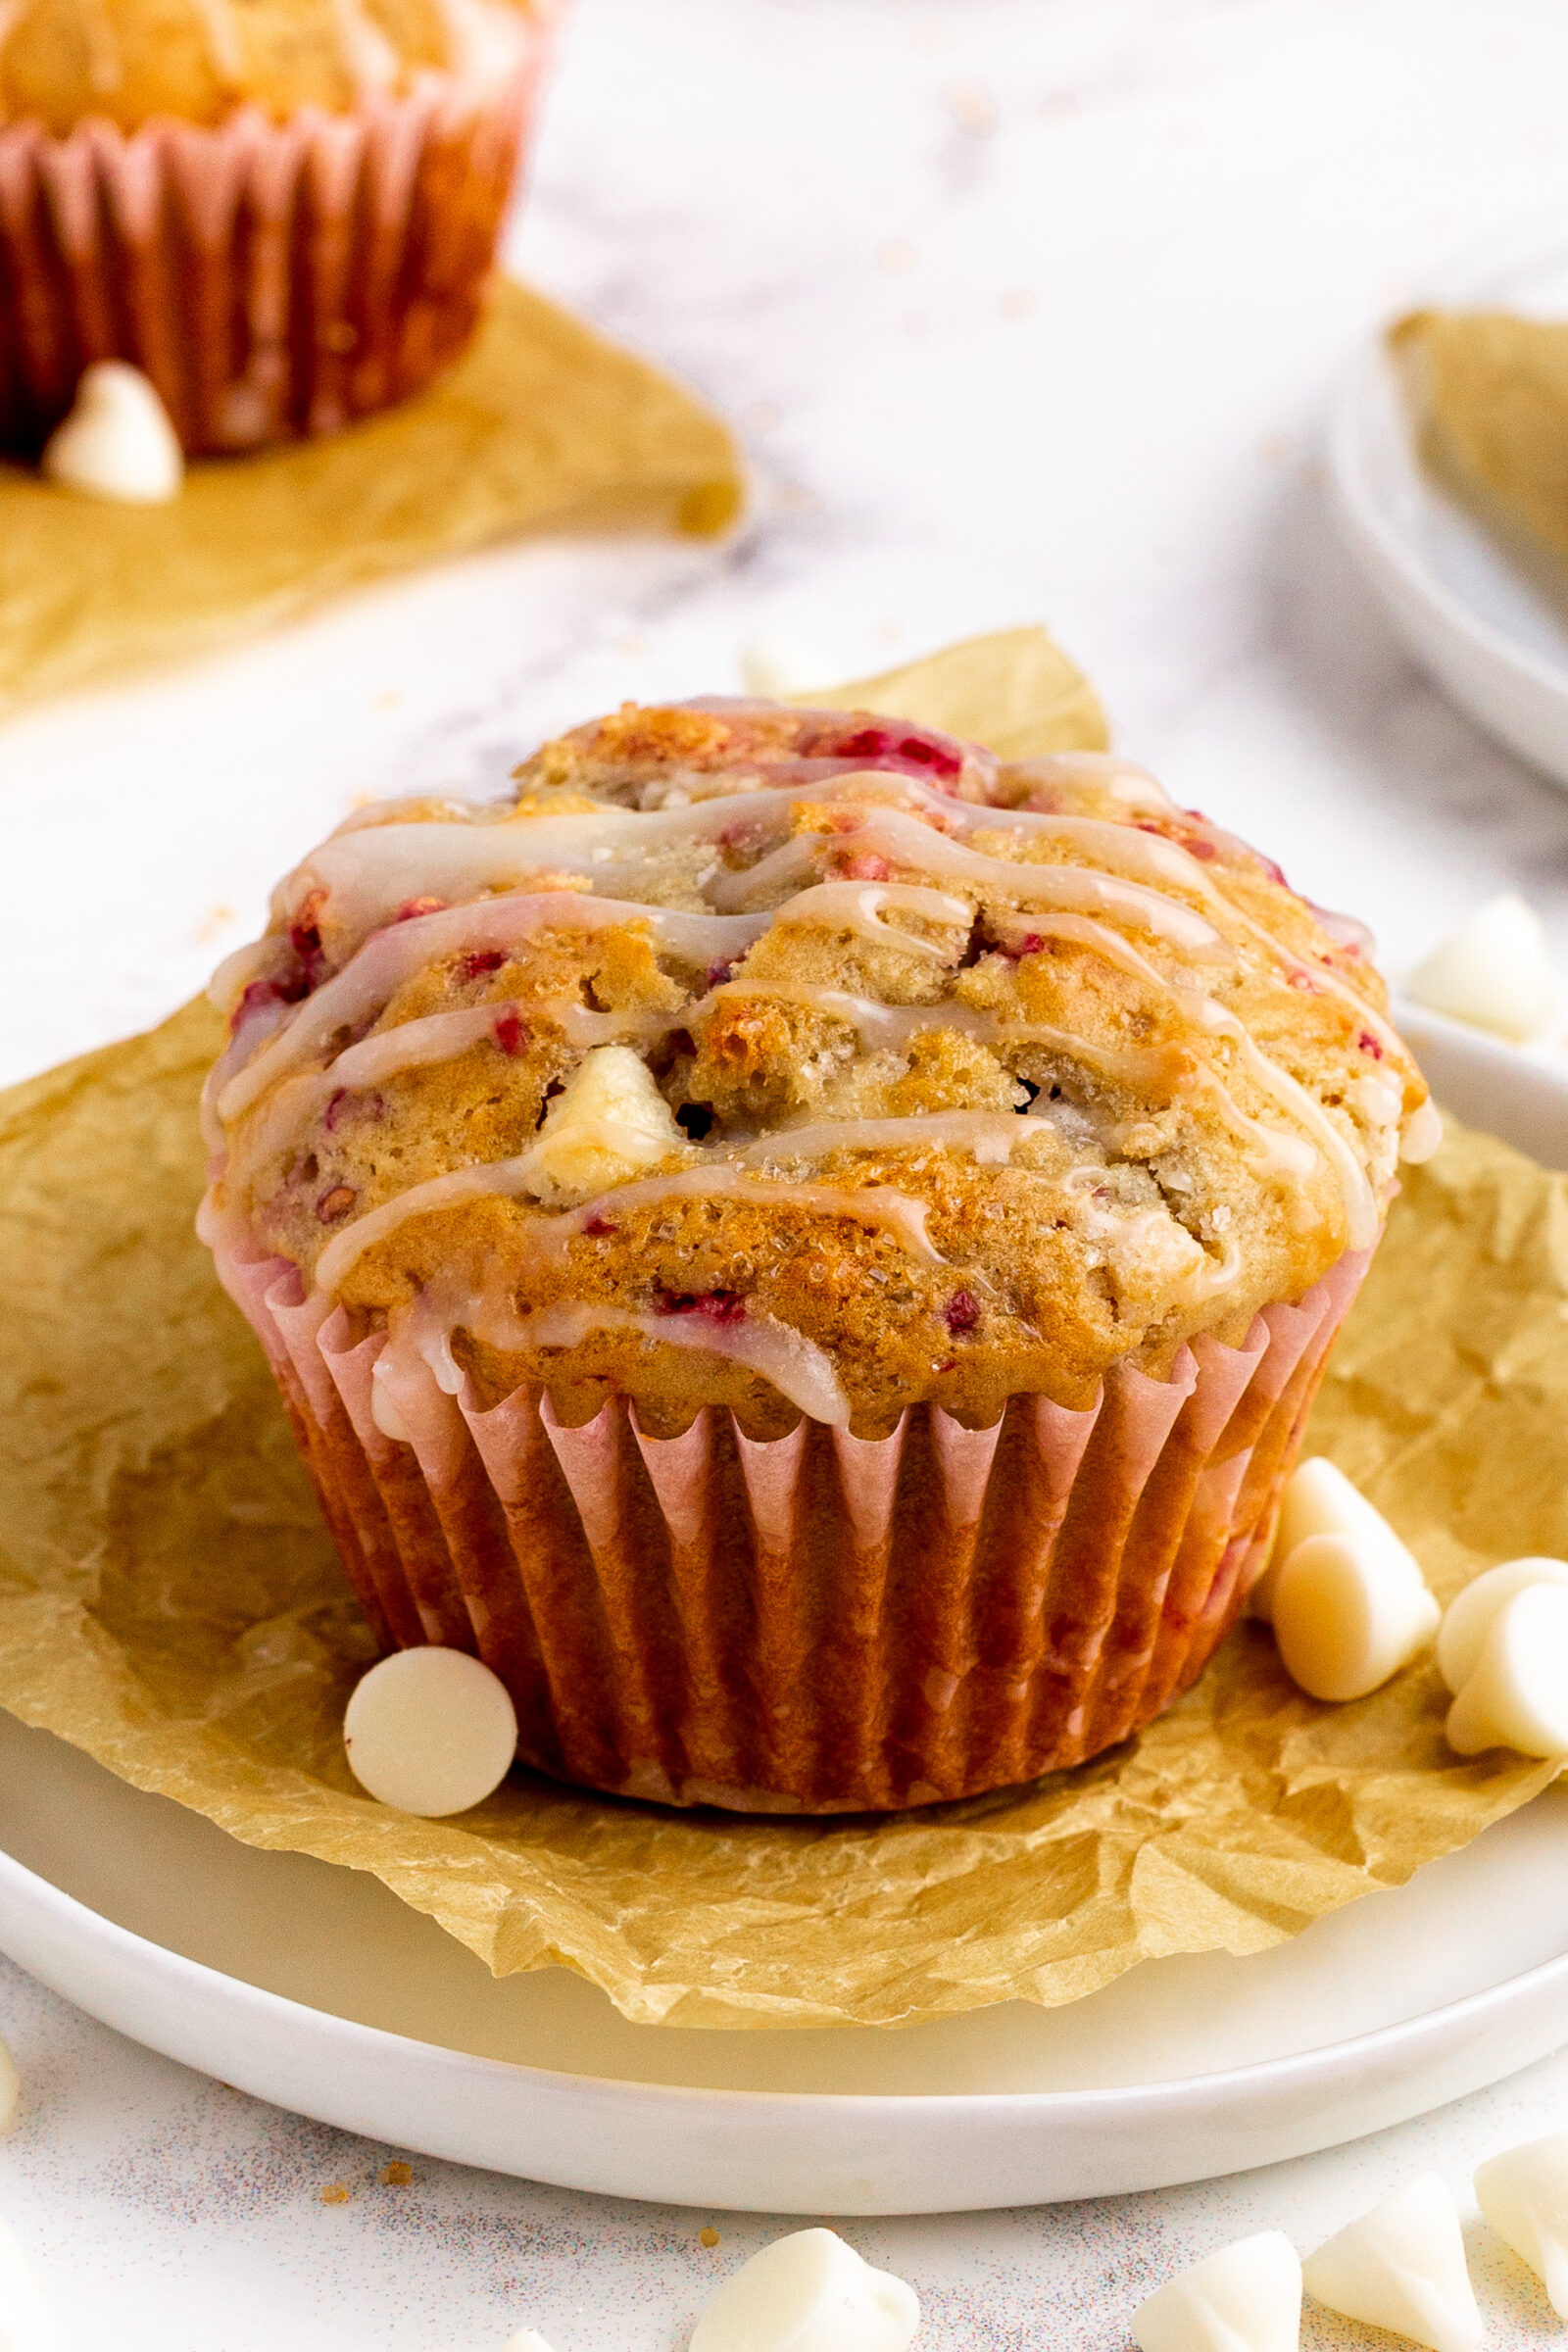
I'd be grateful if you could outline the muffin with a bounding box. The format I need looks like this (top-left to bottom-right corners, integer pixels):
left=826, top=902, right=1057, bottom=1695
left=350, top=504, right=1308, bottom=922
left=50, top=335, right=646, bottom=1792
left=0, top=0, right=562, bottom=455
left=199, top=695, right=1438, bottom=1812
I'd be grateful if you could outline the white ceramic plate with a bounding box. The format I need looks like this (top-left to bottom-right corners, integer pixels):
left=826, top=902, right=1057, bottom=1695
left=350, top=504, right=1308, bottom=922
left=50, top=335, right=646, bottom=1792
left=1, top=1019, right=1566, bottom=2217
left=1330, top=212, right=1568, bottom=785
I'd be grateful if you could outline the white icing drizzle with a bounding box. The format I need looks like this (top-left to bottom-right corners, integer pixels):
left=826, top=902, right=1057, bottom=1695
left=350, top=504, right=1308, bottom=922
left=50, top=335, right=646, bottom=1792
left=979, top=907, right=1370, bottom=1235
left=703, top=955, right=1316, bottom=1195
left=214, top=893, right=766, bottom=1132
left=532, top=1168, right=944, bottom=1265
left=708, top=806, right=1230, bottom=956
left=209, top=714, right=1429, bottom=1431
left=765, top=879, right=973, bottom=959
left=235, top=998, right=670, bottom=1170
left=291, top=780, right=1229, bottom=959
left=1062, top=1169, right=1243, bottom=1308
left=314, top=1157, right=546, bottom=1292
left=700, top=972, right=1186, bottom=1081
left=810, top=775, right=1408, bottom=1072
left=209, top=935, right=277, bottom=1016
left=310, top=1108, right=1065, bottom=1289
left=291, top=773, right=1403, bottom=1092
left=728, top=1112, right=1051, bottom=1168
left=401, top=1296, right=852, bottom=1429
left=1006, top=753, right=1175, bottom=813
left=1224, top=1026, right=1379, bottom=1247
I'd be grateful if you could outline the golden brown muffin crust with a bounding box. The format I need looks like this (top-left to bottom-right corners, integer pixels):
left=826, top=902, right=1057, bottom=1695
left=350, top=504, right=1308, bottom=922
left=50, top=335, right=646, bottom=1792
left=203, top=699, right=1432, bottom=1441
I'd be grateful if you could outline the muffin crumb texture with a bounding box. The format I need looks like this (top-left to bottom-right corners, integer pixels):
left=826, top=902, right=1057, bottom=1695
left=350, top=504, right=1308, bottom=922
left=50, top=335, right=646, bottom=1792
left=203, top=696, right=1431, bottom=1444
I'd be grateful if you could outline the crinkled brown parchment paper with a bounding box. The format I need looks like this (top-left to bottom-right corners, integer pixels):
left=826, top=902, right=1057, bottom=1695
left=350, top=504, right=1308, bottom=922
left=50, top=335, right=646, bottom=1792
left=793, top=625, right=1109, bottom=759
left=0, top=632, right=1558, bottom=2029
left=0, top=278, right=742, bottom=713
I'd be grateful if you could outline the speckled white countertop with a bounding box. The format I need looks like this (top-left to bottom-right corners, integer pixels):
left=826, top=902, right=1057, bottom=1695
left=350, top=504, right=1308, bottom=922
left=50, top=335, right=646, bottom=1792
left=7, top=0, right=1568, bottom=2344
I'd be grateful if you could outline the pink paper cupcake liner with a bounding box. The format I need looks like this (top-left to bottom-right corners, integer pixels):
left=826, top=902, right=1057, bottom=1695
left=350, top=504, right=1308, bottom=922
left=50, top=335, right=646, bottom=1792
left=213, top=1231, right=1368, bottom=1814
left=0, top=7, right=560, bottom=455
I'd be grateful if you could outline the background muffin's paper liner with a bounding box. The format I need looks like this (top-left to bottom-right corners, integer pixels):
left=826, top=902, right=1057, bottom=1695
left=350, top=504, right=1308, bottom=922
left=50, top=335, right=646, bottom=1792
left=0, top=629, right=1557, bottom=2028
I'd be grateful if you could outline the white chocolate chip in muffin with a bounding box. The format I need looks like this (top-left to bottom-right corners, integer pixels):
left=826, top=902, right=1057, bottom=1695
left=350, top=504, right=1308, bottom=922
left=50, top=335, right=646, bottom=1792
left=42, top=363, right=183, bottom=504
left=1271, top=1531, right=1439, bottom=1703
left=1301, top=2175, right=1481, bottom=2352
left=1437, top=1556, right=1568, bottom=1692
left=527, top=1046, right=687, bottom=1205
left=1250, top=1455, right=1410, bottom=1623
left=1445, top=1584, right=1568, bottom=1759
left=689, top=2230, right=918, bottom=2352
left=0, top=2214, right=60, bottom=2352
left=1474, top=2130, right=1568, bottom=2319
left=343, top=1648, right=517, bottom=1816
left=1406, top=893, right=1556, bottom=1043
left=501, top=2334, right=559, bottom=2352
left=1132, top=2231, right=1302, bottom=2352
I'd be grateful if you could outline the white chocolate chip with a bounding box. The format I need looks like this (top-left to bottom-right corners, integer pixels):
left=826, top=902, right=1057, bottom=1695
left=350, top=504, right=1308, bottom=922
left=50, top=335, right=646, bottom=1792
left=369, top=1356, right=414, bottom=1444
left=528, top=1046, right=685, bottom=1205
left=1438, top=1557, right=1568, bottom=1691
left=1250, top=1456, right=1406, bottom=1622
left=0, top=2039, right=17, bottom=2136
left=1474, top=2129, right=1568, bottom=2319
left=1446, top=1584, right=1568, bottom=1759
left=1399, top=1098, right=1445, bottom=1165
left=343, top=1647, right=518, bottom=1816
left=0, top=2214, right=60, bottom=2352
left=1301, top=2174, right=1481, bottom=2352
left=1271, top=1530, right=1440, bottom=1703
left=739, top=635, right=832, bottom=698
left=41, top=363, right=184, bottom=505
left=1350, top=1073, right=1403, bottom=1129
left=501, top=2334, right=558, bottom=2352
left=688, top=2229, right=918, bottom=2352
left=1406, top=894, right=1557, bottom=1044
left=1132, top=2230, right=1302, bottom=2352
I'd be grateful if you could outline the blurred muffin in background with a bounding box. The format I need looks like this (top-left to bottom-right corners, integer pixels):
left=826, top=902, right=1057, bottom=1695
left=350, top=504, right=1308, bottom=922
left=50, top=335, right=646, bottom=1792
left=0, top=0, right=564, bottom=456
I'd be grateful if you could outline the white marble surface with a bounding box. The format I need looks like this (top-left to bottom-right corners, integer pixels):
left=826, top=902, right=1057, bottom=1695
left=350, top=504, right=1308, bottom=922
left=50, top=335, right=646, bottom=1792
left=8, top=0, right=1568, bottom=2343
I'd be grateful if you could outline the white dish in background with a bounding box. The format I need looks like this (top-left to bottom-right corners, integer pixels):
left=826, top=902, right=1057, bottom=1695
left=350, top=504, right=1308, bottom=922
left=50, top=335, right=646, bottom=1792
left=1330, top=212, right=1568, bottom=786
left=1, top=1020, right=1566, bottom=2217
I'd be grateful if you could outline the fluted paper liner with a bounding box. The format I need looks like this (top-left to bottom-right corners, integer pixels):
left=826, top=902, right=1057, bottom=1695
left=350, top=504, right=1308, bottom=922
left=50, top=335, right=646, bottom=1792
left=0, top=634, right=1563, bottom=2026
left=0, top=14, right=556, bottom=454
left=214, top=1235, right=1365, bottom=1812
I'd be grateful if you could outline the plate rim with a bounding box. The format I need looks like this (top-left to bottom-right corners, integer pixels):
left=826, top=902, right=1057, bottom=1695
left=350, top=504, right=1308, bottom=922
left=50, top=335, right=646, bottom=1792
left=1328, top=340, right=1568, bottom=702
left=6, top=1820, right=1568, bottom=2123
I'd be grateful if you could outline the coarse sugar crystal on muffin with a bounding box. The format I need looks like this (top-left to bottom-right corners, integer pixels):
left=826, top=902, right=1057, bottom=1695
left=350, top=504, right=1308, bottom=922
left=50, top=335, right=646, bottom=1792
left=200, top=694, right=1438, bottom=1811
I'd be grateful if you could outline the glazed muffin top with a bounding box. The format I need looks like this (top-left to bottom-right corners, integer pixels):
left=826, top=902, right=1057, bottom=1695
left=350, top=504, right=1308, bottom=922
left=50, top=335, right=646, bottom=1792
left=0, top=0, right=542, bottom=135
left=201, top=696, right=1437, bottom=1441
